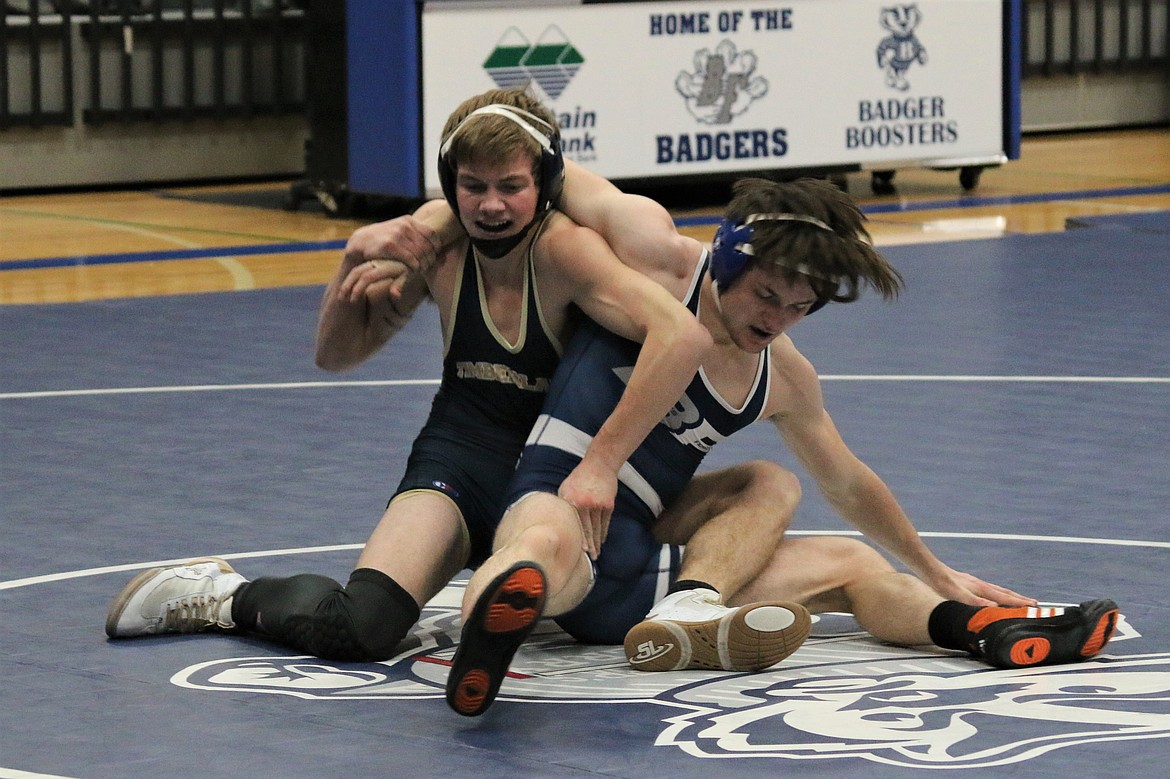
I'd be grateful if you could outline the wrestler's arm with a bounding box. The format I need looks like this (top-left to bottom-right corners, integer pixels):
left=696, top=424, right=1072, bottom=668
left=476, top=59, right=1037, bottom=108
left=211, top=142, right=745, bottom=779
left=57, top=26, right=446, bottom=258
left=315, top=200, right=460, bottom=371
left=543, top=218, right=712, bottom=555
left=767, top=338, right=1034, bottom=607
left=558, top=159, right=701, bottom=298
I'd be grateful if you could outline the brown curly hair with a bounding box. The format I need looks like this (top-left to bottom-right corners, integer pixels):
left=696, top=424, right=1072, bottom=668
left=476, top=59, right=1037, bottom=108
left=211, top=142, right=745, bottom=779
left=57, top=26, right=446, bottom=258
left=724, top=177, right=904, bottom=304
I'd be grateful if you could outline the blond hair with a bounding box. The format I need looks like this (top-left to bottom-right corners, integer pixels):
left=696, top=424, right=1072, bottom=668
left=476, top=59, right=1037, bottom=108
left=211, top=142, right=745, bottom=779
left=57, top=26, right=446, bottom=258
left=440, top=88, right=559, bottom=177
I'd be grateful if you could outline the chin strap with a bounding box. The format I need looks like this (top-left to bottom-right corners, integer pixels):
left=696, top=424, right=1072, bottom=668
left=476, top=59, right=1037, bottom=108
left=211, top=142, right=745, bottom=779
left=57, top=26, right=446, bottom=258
left=468, top=213, right=543, bottom=259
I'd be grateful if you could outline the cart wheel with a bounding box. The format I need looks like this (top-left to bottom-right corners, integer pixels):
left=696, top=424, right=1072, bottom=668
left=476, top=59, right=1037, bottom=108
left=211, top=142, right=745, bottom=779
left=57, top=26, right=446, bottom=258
left=871, top=170, right=896, bottom=195
left=959, top=166, right=982, bottom=191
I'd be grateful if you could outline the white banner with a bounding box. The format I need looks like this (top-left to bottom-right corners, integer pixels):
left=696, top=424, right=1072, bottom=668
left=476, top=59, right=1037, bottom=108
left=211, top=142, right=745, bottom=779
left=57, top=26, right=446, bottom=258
left=421, top=0, right=1004, bottom=191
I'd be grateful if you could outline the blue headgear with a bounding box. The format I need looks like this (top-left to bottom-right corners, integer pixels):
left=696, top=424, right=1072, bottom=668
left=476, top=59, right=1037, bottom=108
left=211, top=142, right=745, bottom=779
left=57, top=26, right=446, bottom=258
left=711, top=212, right=837, bottom=313
left=437, top=103, right=565, bottom=217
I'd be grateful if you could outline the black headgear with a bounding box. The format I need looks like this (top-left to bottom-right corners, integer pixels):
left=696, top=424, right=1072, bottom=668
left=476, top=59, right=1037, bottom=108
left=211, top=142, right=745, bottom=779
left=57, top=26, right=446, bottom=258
left=710, top=212, right=837, bottom=314
left=437, top=103, right=565, bottom=217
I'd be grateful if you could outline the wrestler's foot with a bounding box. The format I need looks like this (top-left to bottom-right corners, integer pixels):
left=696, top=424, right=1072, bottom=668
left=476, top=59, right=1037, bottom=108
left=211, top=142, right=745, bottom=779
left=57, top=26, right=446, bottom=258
left=624, top=588, right=811, bottom=672
left=446, top=562, right=546, bottom=717
left=970, top=598, right=1119, bottom=668
left=105, top=558, right=246, bottom=638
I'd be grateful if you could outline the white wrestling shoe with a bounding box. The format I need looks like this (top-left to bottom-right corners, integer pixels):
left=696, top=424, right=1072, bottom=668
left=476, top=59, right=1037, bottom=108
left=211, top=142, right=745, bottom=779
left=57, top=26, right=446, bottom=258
left=624, top=588, right=811, bottom=672
left=105, top=558, right=247, bottom=638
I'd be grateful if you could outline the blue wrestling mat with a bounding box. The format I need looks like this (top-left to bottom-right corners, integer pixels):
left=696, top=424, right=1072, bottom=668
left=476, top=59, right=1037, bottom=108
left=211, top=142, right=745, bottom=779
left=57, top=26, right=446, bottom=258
left=1066, top=209, right=1170, bottom=233
left=2, top=228, right=1169, bottom=779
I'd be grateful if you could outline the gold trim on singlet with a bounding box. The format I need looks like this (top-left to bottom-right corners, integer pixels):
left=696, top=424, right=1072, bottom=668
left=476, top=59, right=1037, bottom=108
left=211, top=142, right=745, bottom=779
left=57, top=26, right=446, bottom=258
left=470, top=212, right=555, bottom=355
left=526, top=214, right=566, bottom=357
left=387, top=488, right=472, bottom=551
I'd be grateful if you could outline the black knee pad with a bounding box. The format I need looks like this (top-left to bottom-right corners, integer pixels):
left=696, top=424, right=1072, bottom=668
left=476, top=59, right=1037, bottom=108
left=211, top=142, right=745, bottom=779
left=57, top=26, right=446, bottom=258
left=233, top=569, right=421, bottom=662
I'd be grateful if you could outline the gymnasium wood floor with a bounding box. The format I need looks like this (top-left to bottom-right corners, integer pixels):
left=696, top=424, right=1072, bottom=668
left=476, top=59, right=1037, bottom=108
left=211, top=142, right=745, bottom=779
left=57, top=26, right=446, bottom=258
left=2, top=127, right=1170, bottom=305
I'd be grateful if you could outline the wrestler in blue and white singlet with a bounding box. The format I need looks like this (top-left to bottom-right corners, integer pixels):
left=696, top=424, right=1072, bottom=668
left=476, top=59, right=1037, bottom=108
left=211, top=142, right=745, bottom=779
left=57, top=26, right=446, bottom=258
left=504, top=251, right=772, bottom=642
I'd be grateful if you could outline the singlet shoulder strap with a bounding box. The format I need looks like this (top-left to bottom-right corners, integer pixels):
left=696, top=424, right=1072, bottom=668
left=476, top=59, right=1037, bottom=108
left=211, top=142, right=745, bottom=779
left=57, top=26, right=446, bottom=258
left=442, top=242, right=473, bottom=358
left=526, top=212, right=566, bottom=355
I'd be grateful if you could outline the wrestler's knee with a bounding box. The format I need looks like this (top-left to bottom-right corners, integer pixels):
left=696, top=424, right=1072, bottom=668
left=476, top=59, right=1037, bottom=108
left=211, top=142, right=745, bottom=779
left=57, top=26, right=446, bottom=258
left=495, top=494, right=583, bottom=574
left=818, top=536, right=895, bottom=579
left=741, top=458, right=800, bottom=501
left=727, top=459, right=802, bottom=530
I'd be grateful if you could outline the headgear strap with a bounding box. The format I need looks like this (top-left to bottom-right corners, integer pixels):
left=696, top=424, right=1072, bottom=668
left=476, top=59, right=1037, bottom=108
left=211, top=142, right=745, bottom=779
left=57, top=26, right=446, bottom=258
left=744, top=212, right=834, bottom=232
left=438, top=104, right=557, bottom=160
left=730, top=213, right=837, bottom=280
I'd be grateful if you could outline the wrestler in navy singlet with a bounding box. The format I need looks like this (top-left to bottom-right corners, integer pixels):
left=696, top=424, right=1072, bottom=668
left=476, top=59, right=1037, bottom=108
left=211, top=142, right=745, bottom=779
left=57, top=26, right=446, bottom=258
left=505, top=251, right=773, bottom=642
left=394, top=229, right=570, bottom=566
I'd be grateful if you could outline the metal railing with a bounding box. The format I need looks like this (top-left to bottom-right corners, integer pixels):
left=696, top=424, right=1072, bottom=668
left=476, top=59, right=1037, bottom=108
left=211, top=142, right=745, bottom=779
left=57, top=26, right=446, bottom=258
left=1023, top=0, right=1170, bottom=76
left=1, top=0, right=304, bottom=129
left=1, top=3, right=73, bottom=128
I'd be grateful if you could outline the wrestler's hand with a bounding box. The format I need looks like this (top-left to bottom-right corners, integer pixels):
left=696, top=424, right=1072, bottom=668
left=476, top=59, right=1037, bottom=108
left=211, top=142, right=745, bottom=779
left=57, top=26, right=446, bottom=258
left=340, top=215, right=442, bottom=303
left=339, top=257, right=411, bottom=307
left=557, top=460, right=617, bottom=560
left=925, top=566, right=1037, bottom=608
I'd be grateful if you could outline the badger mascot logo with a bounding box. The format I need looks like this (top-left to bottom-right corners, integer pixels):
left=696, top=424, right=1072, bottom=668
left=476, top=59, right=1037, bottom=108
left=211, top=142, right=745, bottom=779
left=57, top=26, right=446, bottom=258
left=675, top=39, right=769, bottom=125
left=877, top=5, right=928, bottom=91
left=171, top=583, right=1170, bottom=769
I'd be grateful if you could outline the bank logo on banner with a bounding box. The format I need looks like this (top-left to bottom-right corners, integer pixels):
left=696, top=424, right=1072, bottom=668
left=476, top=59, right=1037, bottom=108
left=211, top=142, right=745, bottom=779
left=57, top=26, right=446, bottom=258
left=876, top=4, right=929, bottom=91
left=173, top=592, right=1170, bottom=769
left=674, top=40, right=768, bottom=125
left=483, top=25, right=584, bottom=101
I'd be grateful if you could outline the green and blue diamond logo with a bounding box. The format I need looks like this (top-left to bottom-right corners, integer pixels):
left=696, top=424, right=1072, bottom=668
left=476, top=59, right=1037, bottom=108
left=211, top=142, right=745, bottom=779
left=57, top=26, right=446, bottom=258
left=483, top=26, right=584, bottom=100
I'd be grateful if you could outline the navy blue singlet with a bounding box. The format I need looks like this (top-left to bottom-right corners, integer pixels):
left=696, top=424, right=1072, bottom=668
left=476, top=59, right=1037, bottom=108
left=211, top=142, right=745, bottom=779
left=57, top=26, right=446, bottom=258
left=392, top=236, right=568, bottom=566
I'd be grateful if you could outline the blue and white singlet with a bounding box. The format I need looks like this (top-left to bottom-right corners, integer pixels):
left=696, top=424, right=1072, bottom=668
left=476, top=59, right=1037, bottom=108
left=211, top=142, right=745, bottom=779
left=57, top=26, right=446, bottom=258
left=504, top=250, right=773, bottom=643
left=508, top=249, right=771, bottom=523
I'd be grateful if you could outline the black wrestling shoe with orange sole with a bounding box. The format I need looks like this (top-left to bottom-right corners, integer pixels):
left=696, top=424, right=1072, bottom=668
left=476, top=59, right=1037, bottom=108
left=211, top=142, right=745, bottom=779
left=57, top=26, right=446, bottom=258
left=446, top=562, right=547, bottom=717
left=971, top=598, right=1120, bottom=669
